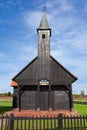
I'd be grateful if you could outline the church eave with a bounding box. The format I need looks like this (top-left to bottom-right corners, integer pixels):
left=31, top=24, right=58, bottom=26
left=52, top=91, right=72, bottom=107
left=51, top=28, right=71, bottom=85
left=37, top=28, right=51, bottom=36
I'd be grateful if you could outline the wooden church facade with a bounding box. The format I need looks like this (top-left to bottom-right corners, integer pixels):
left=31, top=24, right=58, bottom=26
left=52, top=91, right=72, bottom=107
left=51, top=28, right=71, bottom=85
left=11, top=10, right=77, bottom=111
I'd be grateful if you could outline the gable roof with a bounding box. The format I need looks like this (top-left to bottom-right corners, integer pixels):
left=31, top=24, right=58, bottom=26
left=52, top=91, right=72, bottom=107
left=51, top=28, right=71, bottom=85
left=50, top=56, right=77, bottom=84
left=12, top=55, right=77, bottom=86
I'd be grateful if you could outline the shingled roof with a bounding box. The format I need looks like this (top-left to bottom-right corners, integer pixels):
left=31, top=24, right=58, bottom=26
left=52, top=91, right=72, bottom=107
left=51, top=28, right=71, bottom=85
left=38, top=11, right=50, bottom=29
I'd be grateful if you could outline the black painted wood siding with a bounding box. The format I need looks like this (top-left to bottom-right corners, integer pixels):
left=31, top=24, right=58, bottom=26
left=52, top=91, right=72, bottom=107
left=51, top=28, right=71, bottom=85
left=20, top=86, right=37, bottom=110
left=51, top=85, right=70, bottom=110
left=13, top=87, right=19, bottom=108
left=13, top=85, right=70, bottom=110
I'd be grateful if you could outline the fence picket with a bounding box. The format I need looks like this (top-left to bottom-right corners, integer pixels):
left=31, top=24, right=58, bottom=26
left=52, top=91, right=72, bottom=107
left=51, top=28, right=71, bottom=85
left=0, top=114, right=87, bottom=130
left=10, top=114, right=14, bottom=130
left=58, top=114, right=62, bottom=130
left=28, top=118, right=30, bottom=130
left=83, top=115, right=86, bottom=130
left=43, top=116, right=45, bottom=129
left=1, top=114, right=4, bottom=130
left=50, top=116, right=52, bottom=129
left=16, top=117, right=19, bottom=130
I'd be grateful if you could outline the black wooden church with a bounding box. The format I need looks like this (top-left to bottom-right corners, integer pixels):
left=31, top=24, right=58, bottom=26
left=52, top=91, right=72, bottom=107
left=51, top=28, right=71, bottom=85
left=11, top=10, right=77, bottom=111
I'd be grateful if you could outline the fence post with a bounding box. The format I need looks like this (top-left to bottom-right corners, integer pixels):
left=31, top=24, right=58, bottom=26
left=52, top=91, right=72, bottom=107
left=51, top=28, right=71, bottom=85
left=1, top=114, right=4, bottom=130
left=10, top=114, right=14, bottom=130
left=58, top=114, right=62, bottom=130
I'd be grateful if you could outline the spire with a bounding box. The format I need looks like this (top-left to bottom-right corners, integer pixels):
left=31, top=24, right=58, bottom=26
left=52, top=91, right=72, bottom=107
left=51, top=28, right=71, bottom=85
left=38, top=6, right=50, bottom=29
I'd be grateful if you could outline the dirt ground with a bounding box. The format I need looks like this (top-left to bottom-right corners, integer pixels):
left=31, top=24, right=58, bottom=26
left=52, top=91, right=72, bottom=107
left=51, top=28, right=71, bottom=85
left=73, top=96, right=87, bottom=101
left=0, top=96, right=13, bottom=101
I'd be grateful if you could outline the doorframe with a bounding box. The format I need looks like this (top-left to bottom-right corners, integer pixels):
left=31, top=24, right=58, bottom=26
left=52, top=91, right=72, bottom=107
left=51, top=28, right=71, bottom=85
left=37, top=83, right=52, bottom=111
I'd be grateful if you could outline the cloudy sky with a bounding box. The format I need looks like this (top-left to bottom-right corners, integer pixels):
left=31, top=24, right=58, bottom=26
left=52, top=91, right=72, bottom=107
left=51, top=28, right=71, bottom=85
left=0, top=0, right=87, bottom=94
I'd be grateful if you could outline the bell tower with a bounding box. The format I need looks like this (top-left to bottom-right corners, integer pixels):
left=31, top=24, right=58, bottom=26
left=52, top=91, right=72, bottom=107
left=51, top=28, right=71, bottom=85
left=37, top=9, right=51, bottom=80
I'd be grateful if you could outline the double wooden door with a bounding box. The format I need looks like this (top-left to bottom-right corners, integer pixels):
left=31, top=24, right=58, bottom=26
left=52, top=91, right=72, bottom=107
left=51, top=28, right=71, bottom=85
left=39, top=86, right=49, bottom=110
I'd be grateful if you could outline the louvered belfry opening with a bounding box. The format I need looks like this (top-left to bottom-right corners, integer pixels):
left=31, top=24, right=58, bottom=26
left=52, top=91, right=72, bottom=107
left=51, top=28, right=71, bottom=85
left=11, top=10, right=77, bottom=111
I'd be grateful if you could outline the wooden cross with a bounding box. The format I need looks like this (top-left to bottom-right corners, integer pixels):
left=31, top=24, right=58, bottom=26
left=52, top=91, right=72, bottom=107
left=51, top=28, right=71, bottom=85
left=43, top=5, right=46, bottom=12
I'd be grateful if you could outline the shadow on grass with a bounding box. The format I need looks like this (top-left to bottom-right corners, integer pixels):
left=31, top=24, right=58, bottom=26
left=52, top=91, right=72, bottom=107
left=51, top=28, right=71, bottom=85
left=0, top=106, right=12, bottom=114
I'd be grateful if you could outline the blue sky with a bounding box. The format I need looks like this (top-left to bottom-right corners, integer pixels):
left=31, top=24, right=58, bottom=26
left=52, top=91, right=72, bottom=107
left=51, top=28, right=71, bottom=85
left=0, top=0, right=87, bottom=94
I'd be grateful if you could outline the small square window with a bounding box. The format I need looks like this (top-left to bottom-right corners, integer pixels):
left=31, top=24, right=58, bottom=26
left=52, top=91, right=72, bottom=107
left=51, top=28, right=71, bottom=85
left=42, top=34, right=45, bottom=39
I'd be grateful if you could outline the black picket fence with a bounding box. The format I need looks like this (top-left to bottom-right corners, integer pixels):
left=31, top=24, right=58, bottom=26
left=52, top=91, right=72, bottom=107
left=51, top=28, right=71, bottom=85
left=0, top=114, right=87, bottom=130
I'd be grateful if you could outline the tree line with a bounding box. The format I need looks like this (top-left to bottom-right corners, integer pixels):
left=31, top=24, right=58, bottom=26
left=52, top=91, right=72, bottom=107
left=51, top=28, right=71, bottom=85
left=0, top=92, right=13, bottom=96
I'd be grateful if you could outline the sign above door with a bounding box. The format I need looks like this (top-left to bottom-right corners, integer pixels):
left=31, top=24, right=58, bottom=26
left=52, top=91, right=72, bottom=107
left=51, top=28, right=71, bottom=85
left=39, top=80, right=49, bottom=85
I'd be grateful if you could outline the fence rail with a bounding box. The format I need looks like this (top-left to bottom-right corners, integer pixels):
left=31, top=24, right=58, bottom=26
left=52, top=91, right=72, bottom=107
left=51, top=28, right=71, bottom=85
left=0, top=114, right=87, bottom=130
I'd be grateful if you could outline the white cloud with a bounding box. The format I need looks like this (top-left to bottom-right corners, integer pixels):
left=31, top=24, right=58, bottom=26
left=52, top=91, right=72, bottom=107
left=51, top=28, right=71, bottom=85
left=73, top=82, right=87, bottom=94
left=58, top=0, right=74, bottom=11
left=46, top=0, right=75, bottom=13
left=0, top=74, right=13, bottom=93
left=19, top=44, right=37, bottom=62
left=23, top=11, right=42, bottom=29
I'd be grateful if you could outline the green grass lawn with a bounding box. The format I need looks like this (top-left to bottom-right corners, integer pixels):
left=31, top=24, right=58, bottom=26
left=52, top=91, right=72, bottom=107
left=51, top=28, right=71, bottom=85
left=0, top=101, right=12, bottom=114
left=74, top=104, right=87, bottom=115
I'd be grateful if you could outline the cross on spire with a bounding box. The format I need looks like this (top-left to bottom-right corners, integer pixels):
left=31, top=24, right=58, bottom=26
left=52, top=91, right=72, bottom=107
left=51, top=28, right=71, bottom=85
left=43, top=5, right=46, bottom=12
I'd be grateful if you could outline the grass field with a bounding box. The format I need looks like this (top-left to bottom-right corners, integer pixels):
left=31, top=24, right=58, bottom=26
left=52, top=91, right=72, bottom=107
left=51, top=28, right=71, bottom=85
left=0, top=101, right=12, bottom=114
left=74, top=104, right=87, bottom=115
left=0, top=96, right=87, bottom=115
left=0, top=97, right=12, bottom=114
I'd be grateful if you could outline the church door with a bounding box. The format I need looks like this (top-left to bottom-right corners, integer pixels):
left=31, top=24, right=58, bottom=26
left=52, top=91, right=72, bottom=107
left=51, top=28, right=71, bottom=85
left=39, top=86, right=49, bottom=110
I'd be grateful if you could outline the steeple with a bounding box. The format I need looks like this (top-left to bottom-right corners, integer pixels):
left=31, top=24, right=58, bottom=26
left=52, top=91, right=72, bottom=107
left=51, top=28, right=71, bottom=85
left=37, top=7, right=51, bottom=80
left=37, top=7, right=51, bottom=36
